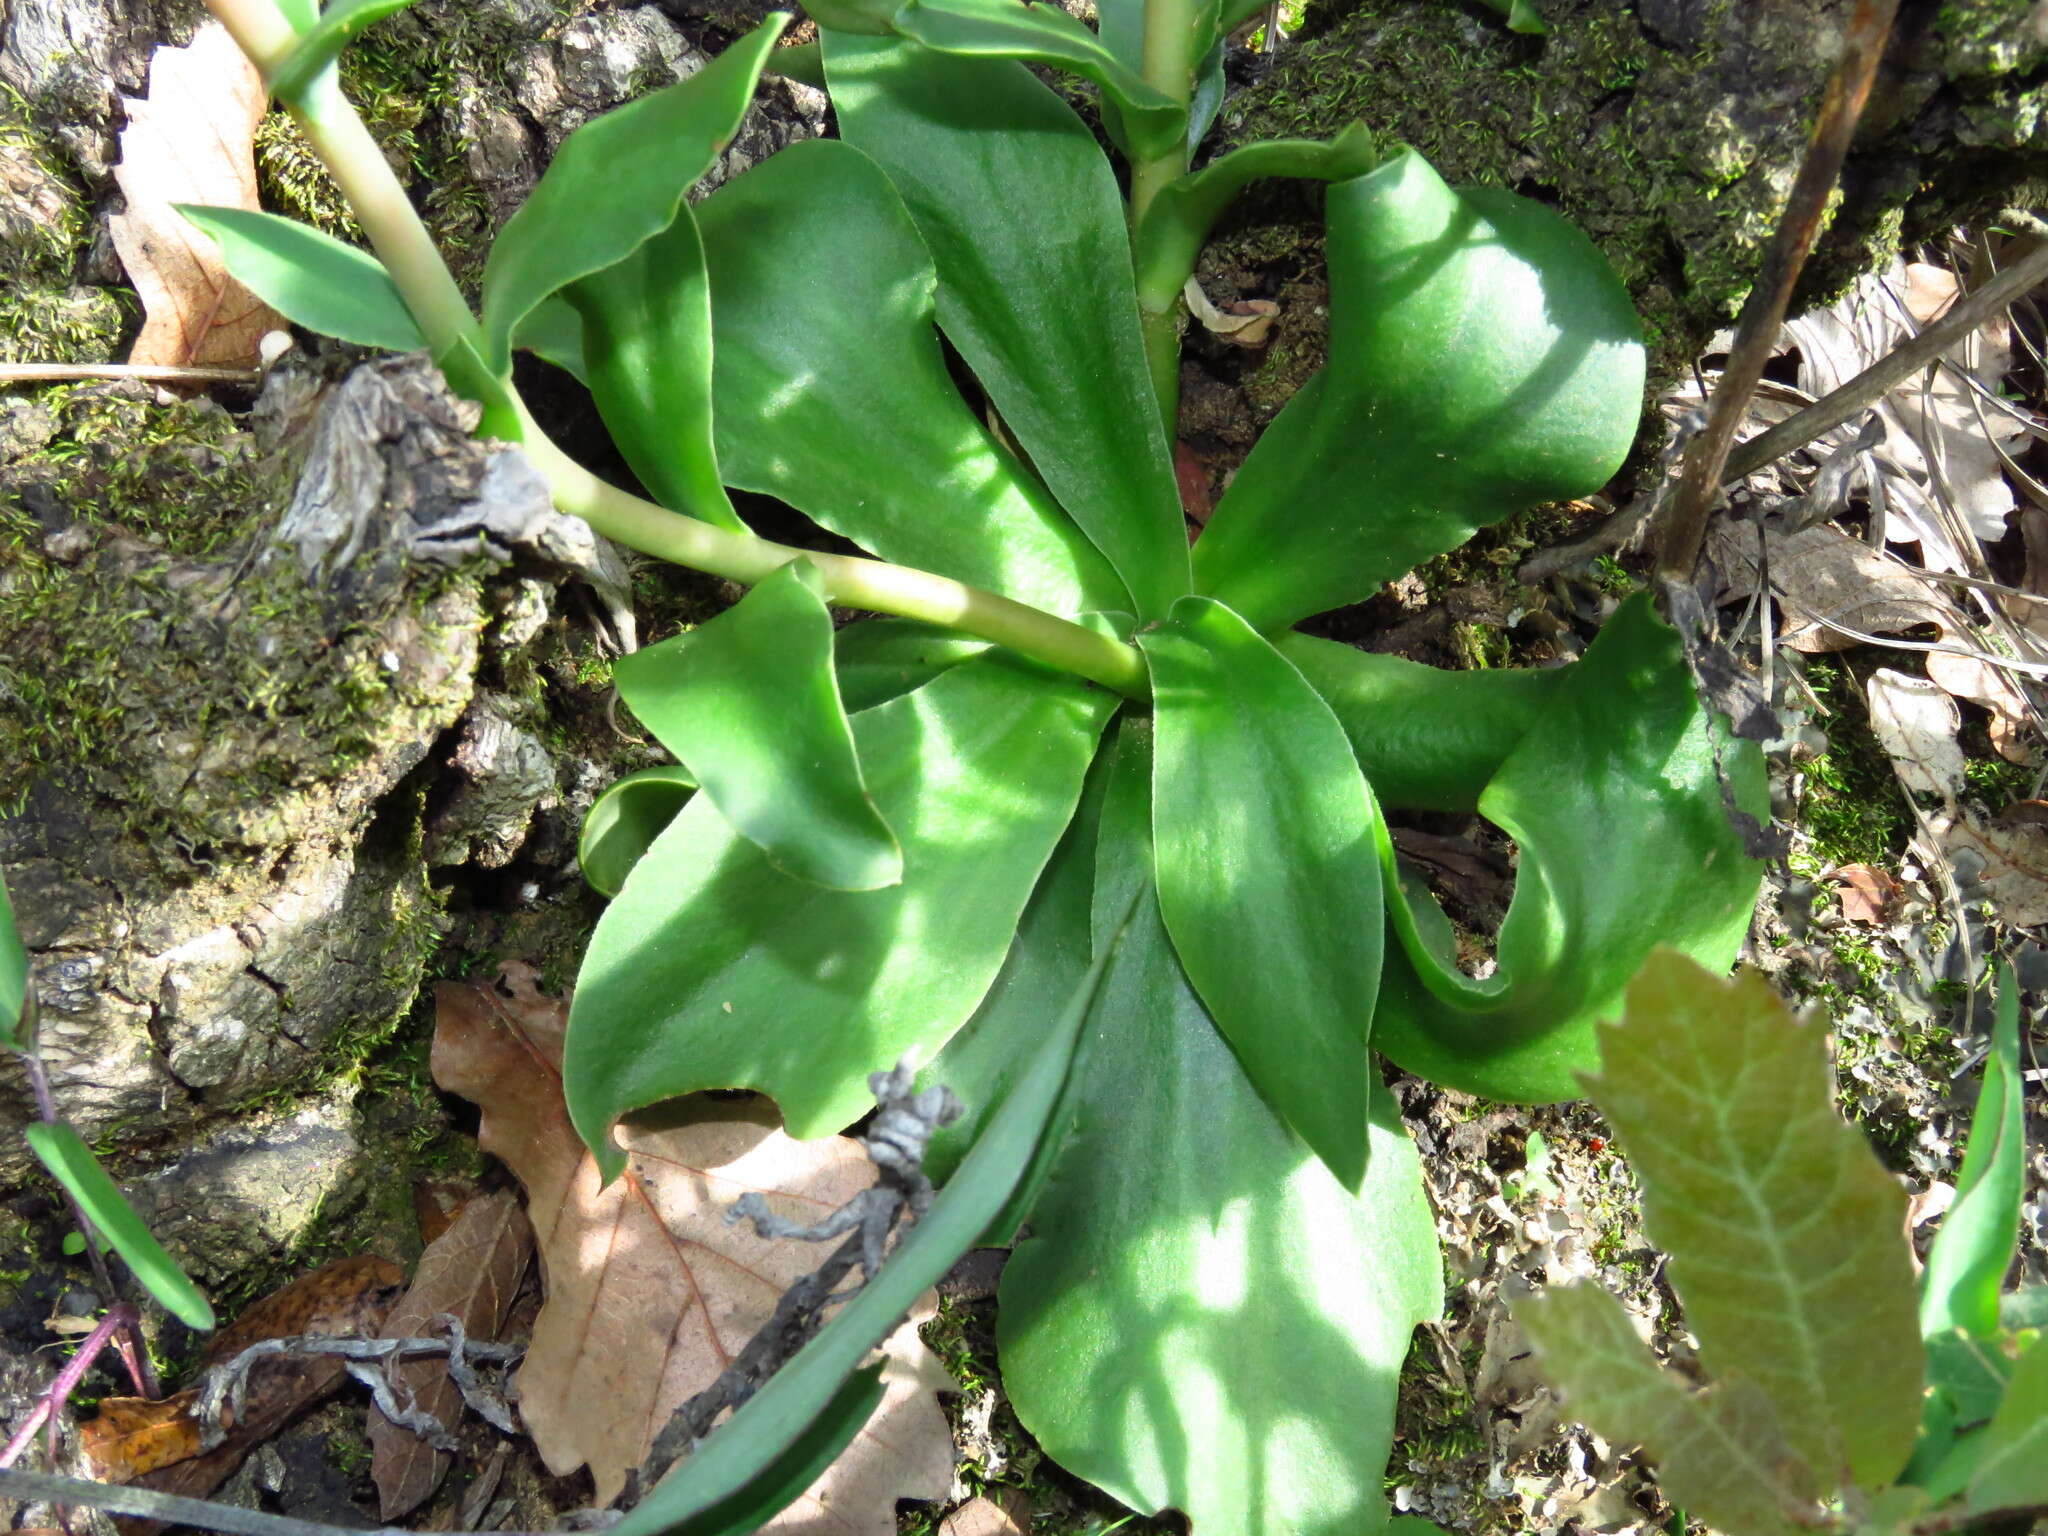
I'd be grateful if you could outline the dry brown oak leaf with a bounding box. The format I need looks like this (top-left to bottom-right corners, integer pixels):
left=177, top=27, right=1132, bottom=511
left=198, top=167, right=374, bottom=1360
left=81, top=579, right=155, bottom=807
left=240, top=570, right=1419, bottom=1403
left=83, top=1255, right=403, bottom=1522
left=107, top=21, right=284, bottom=368
left=368, top=1189, right=534, bottom=1520
left=431, top=967, right=954, bottom=1528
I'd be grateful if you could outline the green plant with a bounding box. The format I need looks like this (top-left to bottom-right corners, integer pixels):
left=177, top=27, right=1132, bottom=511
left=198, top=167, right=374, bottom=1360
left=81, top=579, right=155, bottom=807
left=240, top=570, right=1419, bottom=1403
left=1519, top=952, right=2046, bottom=1536
left=184, top=0, right=1765, bottom=1528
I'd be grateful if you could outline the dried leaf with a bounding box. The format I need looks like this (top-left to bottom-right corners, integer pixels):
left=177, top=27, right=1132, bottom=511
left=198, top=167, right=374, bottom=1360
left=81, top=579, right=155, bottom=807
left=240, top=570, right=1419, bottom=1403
left=368, top=1190, right=534, bottom=1520
left=1829, top=863, right=1901, bottom=926
left=431, top=967, right=954, bottom=1523
left=107, top=22, right=284, bottom=368
left=938, top=1493, right=1031, bottom=1536
left=1939, top=805, right=2048, bottom=926
left=1865, top=669, right=1966, bottom=799
left=1757, top=524, right=1962, bottom=654
left=100, top=1256, right=403, bottom=1531
left=79, top=1391, right=204, bottom=1483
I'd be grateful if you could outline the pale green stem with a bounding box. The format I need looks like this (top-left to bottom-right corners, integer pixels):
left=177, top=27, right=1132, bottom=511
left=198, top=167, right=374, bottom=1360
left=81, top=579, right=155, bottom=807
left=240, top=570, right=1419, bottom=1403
left=199, top=0, right=1150, bottom=700
left=1127, top=0, right=1197, bottom=434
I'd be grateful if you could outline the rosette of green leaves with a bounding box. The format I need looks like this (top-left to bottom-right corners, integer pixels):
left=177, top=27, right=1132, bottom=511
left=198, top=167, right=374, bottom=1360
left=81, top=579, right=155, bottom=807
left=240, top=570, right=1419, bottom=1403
left=191, top=17, right=1763, bottom=1529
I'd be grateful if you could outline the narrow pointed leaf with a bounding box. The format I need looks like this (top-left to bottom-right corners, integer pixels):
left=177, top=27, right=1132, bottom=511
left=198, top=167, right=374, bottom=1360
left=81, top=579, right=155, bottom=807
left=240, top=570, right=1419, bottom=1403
left=1371, top=595, right=1766, bottom=1101
left=1275, top=631, right=1561, bottom=813
left=999, top=723, right=1441, bottom=1536
left=1585, top=952, right=1924, bottom=1488
left=825, top=32, right=1188, bottom=618
left=888, top=0, right=1186, bottom=158
left=1517, top=1284, right=1819, bottom=1536
left=175, top=206, right=424, bottom=352
left=267, top=0, right=421, bottom=98
left=566, top=656, right=1112, bottom=1174
left=564, top=212, right=742, bottom=530
left=579, top=767, right=699, bottom=898
left=1920, top=965, right=2026, bottom=1341
left=612, top=560, right=899, bottom=891
left=477, top=14, right=786, bottom=373
left=1, top=868, right=26, bottom=1045
left=24, top=1123, right=215, bottom=1330
left=612, top=907, right=1120, bottom=1536
left=1194, top=150, right=1643, bottom=630
left=696, top=139, right=1121, bottom=614
left=1966, top=1335, right=2048, bottom=1515
left=1138, top=596, right=1382, bottom=1190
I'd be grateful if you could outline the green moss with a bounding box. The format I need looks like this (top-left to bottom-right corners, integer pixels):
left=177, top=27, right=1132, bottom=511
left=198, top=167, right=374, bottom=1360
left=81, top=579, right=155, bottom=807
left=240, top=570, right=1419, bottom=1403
left=0, top=94, right=131, bottom=362
left=1792, top=658, right=1913, bottom=870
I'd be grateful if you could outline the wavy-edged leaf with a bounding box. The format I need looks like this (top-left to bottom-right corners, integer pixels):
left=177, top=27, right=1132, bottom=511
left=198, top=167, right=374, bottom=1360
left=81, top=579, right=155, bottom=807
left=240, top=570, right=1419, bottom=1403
left=1138, top=596, right=1382, bottom=1190
left=1, top=867, right=26, bottom=1045
left=1921, top=965, right=2026, bottom=1341
left=834, top=619, right=990, bottom=715
left=1967, top=1334, right=2048, bottom=1515
left=566, top=655, right=1112, bottom=1174
left=998, top=720, right=1441, bottom=1536
left=1132, top=125, right=1378, bottom=307
left=1587, top=952, right=1924, bottom=1489
left=825, top=32, right=1187, bottom=618
left=176, top=206, right=424, bottom=353
left=696, top=139, right=1121, bottom=615
left=613, top=560, right=900, bottom=891
left=1274, top=631, right=1560, bottom=814
left=1193, top=150, right=1643, bottom=631
left=580, top=766, right=698, bottom=898
left=477, top=15, right=786, bottom=373
left=564, top=210, right=742, bottom=530
left=267, top=0, right=420, bottom=98
left=889, top=0, right=1185, bottom=158
left=1516, top=1284, right=1819, bottom=1536
left=1370, top=594, right=1766, bottom=1102
left=613, top=901, right=1118, bottom=1536
left=23, top=1123, right=214, bottom=1330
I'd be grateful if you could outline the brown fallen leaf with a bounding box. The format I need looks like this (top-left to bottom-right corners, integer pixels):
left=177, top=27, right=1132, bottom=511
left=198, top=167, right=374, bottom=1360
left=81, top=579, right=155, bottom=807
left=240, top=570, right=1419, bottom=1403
left=78, top=1391, right=204, bottom=1483
left=105, top=1255, right=405, bottom=1531
left=107, top=22, right=284, bottom=368
left=1865, top=668, right=1967, bottom=800
left=938, top=1492, right=1031, bottom=1536
left=414, top=1178, right=477, bottom=1248
left=432, top=967, right=955, bottom=1526
left=1830, top=863, right=1902, bottom=926
left=368, top=1190, right=534, bottom=1520
left=1939, top=803, right=2048, bottom=927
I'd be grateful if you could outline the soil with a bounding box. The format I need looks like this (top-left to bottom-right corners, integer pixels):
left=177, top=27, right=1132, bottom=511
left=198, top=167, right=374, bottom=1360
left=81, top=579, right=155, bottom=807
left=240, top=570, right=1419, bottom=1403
left=2, top=1, right=2045, bottom=1534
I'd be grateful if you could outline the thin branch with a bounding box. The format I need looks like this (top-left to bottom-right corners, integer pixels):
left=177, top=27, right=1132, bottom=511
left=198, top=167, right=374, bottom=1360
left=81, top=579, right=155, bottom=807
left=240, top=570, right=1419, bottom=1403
left=1721, top=233, right=2048, bottom=483
left=0, top=363, right=263, bottom=386
left=1655, top=0, right=1901, bottom=579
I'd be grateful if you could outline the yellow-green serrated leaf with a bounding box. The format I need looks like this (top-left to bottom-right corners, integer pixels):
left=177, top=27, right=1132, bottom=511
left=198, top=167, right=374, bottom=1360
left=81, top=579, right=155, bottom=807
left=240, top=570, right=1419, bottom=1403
left=1516, top=1284, right=1819, bottom=1536
left=1967, top=1334, right=2048, bottom=1515
left=1589, top=953, right=1925, bottom=1489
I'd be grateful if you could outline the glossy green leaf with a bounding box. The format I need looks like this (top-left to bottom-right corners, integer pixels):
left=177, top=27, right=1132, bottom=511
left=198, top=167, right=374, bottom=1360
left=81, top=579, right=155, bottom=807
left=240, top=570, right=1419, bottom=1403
left=1517, top=1283, right=1819, bottom=1536
left=696, top=139, right=1121, bottom=615
left=1370, top=594, right=1766, bottom=1101
left=565, top=655, right=1112, bottom=1174
left=889, top=0, right=1186, bottom=159
left=579, top=766, right=697, bottom=898
left=512, top=295, right=586, bottom=379
left=1194, top=149, right=1643, bottom=631
left=1921, top=965, right=2026, bottom=1342
left=1132, top=124, right=1378, bottom=307
left=1585, top=952, right=1924, bottom=1489
left=0, top=867, right=25, bottom=1047
left=833, top=619, right=990, bottom=715
left=477, top=14, right=786, bottom=374
left=1967, top=1333, right=2048, bottom=1515
left=999, top=721, right=1441, bottom=1536
left=1922, top=1328, right=2015, bottom=1432
left=1138, top=596, right=1383, bottom=1190
left=613, top=900, right=1117, bottom=1536
left=653, top=1368, right=883, bottom=1536
left=433, top=333, right=525, bottom=442
left=612, top=560, right=899, bottom=891
left=1274, top=630, right=1561, bottom=814
left=824, top=33, right=1188, bottom=618
left=274, top=0, right=318, bottom=32
left=175, top=206, right=425, bottom=353
left=24, top=1123, right=214, bottom=1330
left=1477, top=0, right=1547, bottom=34
left=564, top=211, right=743, bottom=530
left=267, top=0, right=420, bottom=98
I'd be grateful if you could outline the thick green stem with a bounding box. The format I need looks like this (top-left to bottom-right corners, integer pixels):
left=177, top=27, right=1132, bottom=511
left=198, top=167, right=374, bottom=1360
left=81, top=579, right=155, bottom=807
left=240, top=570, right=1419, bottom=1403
left=199, top=0, right=1152, bottom=701
left=1126, top=0, right=1197, bottom=432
